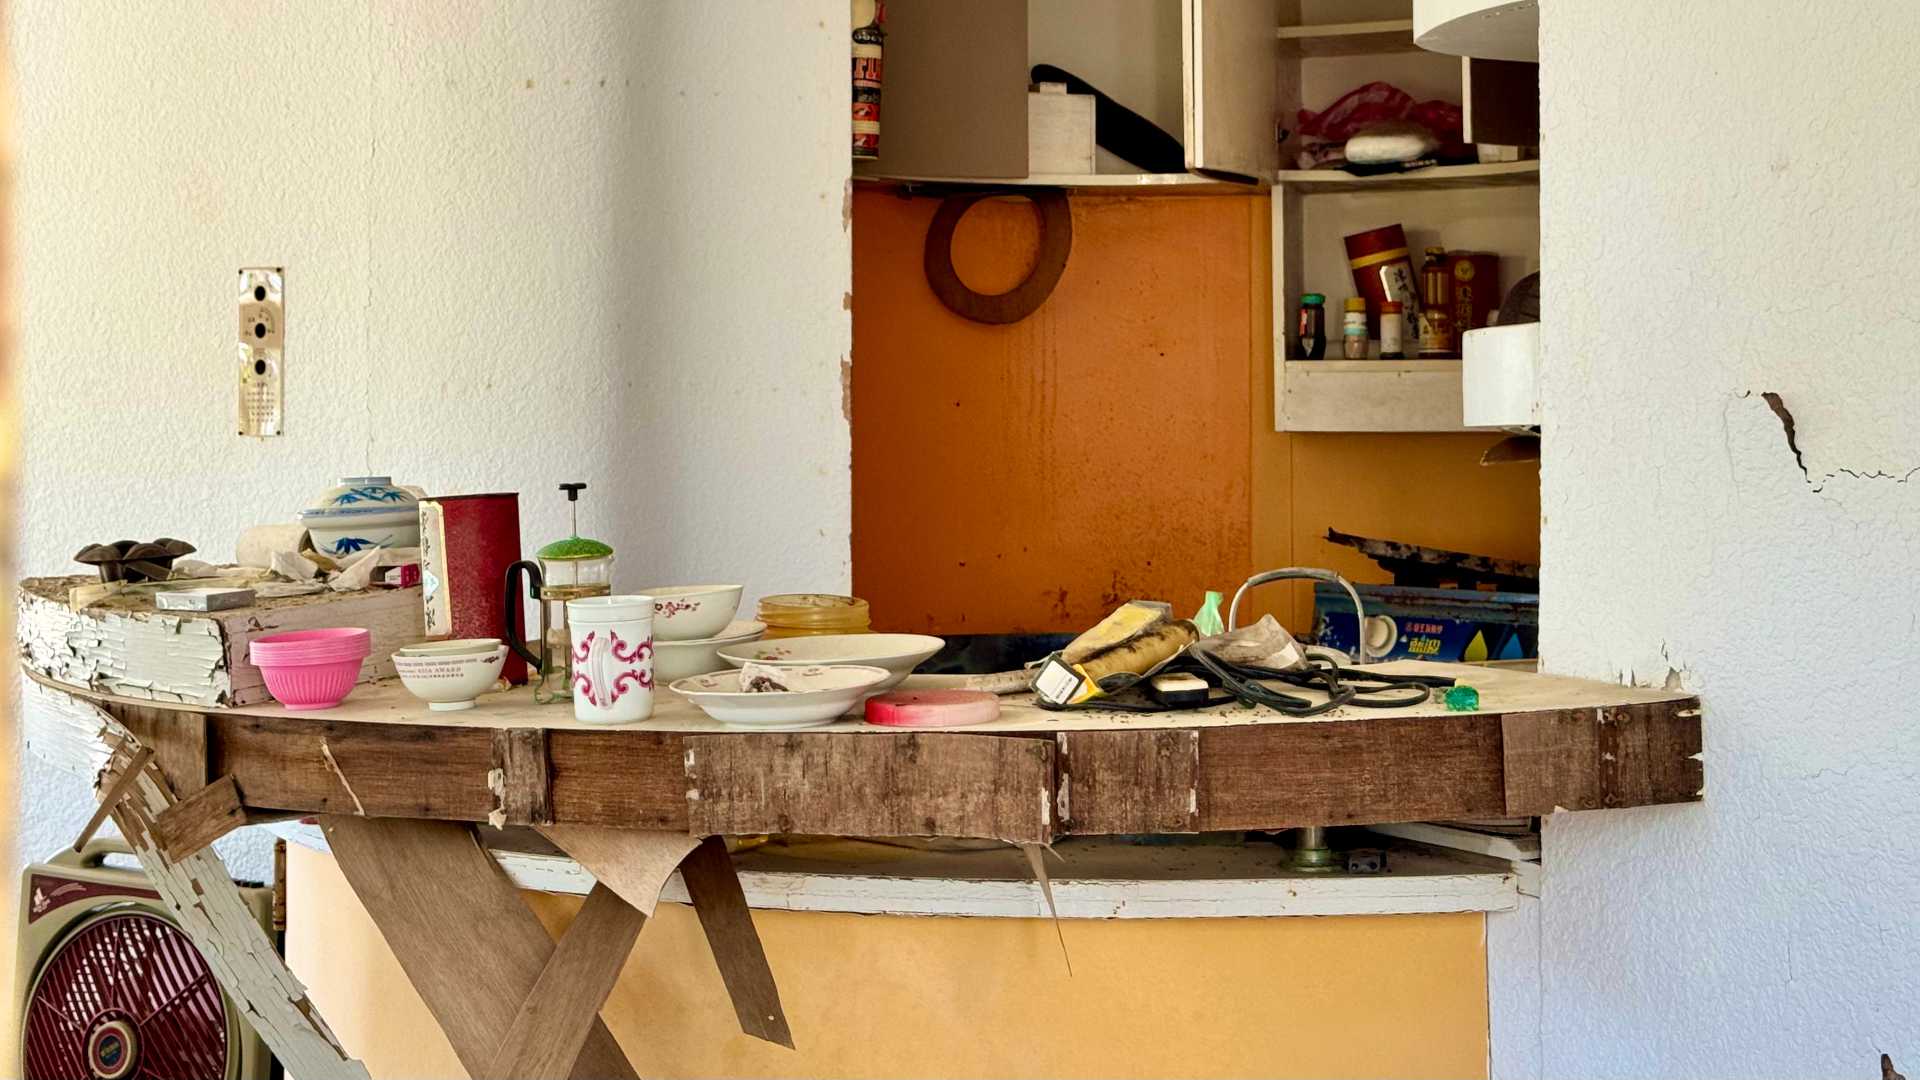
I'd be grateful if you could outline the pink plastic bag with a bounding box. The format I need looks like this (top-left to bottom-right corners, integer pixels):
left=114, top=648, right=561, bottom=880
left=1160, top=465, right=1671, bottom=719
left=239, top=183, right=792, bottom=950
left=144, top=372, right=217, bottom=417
left=1297, top=81, right=1464, bottom=155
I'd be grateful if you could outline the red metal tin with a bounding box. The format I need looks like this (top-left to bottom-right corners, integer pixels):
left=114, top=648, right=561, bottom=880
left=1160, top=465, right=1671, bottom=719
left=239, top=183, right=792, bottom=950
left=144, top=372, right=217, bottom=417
left=419, top=492, right=527, bottom=685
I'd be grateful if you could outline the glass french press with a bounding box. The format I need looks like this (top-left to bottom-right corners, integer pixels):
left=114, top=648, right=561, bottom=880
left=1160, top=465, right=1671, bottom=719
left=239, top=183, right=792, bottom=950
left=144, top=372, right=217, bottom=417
left=504, top=483, right=614, bottom=703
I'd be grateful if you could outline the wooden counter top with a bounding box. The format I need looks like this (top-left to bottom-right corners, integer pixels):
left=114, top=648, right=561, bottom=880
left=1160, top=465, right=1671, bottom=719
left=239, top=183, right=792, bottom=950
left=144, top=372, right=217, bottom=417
left=25, top=658, right=1703, bottom=845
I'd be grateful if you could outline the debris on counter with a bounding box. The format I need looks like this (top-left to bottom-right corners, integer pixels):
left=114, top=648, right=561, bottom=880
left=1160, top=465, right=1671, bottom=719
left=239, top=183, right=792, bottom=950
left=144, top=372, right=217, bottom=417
left=73, top=538, right=196, bottom=583
left=739, top=661, right=793, bottom=693
left=1062, top=601, right=1196, bottom=681
left=1443, top=685, right=1481, bottom=711
left=1035, top=600, right=1197, bottom=707
left=153, top=587, right=256, bottom=612
left=1192, top=590, right=1226, bottom=637
left=1346, top=848, right=1387, bottom=874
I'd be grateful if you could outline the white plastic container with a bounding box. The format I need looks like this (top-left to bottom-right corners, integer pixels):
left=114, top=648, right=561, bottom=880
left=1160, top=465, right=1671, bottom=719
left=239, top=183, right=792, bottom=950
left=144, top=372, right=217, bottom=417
left=565, top=594, right=656, bottom=724
left=1462, top=321, right=1541, bottom=429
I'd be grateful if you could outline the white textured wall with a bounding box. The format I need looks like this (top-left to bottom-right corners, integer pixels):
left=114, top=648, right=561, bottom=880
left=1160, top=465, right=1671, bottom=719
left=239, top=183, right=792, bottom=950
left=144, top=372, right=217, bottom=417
left=10, top=1, right=850, bottom=879
left=1538, top=2, right=1916, bottom=1075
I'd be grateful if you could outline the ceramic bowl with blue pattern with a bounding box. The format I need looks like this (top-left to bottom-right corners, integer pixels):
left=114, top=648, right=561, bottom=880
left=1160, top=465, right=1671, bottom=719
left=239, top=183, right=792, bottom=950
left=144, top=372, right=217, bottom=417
left=297, top=476, right=422, bottom=557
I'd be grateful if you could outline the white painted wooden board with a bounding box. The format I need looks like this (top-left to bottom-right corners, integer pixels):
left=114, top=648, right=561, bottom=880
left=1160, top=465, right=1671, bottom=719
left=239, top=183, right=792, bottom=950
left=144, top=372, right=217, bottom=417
left=18, top=581, right=423, bottom=707
left=1281, top=360, right=1466, bottom=432
left=271, top=823, right=1516, bottom=920
left=1366, top=820, right=1541, bottom=861
left=101, top=741, right=371, bottom=1080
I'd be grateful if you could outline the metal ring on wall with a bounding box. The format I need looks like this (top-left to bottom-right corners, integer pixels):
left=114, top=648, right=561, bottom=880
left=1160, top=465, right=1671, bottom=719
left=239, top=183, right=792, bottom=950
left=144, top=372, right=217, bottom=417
left=922, top=190, right=1072, bottom=325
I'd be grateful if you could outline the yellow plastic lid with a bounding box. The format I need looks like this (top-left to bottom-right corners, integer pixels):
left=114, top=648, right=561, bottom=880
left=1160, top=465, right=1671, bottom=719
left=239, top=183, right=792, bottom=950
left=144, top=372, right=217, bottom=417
left=1345, top=297, right=1368, bottom=312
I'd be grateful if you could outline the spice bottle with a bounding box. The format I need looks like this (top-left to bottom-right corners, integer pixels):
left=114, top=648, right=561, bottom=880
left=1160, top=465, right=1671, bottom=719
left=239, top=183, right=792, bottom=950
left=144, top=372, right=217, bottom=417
left=1342, top=297, right=1369, bottom=359
left=1296, top=293, right=1326, bottom=359
left=1418, top=247, right=1456, bottom=358
left=1380, top=300, right=1405, bottom=359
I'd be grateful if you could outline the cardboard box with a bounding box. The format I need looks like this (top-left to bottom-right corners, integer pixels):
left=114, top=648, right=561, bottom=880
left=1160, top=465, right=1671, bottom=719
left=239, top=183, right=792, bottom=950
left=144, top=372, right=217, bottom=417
left=1028, top=83, right=1094, bottom=174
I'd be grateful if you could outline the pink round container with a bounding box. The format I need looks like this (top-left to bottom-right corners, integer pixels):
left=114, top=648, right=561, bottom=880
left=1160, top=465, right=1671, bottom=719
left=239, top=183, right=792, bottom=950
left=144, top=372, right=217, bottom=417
left=249, top=628, right=371, bottom=709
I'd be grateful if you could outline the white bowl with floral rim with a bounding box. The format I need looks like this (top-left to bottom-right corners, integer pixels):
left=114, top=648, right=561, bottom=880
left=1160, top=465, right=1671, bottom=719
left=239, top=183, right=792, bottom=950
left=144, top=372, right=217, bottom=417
left=638, top=584, right=744, bottom=641
left=670, top=664, right=890, bottom=730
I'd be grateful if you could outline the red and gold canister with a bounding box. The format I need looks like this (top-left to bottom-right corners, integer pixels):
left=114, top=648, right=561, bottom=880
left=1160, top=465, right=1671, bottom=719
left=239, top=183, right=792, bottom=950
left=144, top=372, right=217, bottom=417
left=1344, top=224, right=1420, bottom=338
left=851, top=1, right=885, bottom=160
left=419, top=492, right=527, bottom=685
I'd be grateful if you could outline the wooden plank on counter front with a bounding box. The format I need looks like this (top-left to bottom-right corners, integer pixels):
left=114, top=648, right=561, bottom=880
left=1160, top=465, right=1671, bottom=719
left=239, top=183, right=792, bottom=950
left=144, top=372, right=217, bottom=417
left=1501, top=700, right=1703, bottom=814
left=210, top=713, right=500, bottom=821
left=545, top=729, right=688, bottom=829
left=684, top=732, right=1056, bottom=844
left=1197, top=714, right=1509, bottom=831
left=1058, top=729, right=1201, bottom=834
left=489, top=728, right=553, bottom=826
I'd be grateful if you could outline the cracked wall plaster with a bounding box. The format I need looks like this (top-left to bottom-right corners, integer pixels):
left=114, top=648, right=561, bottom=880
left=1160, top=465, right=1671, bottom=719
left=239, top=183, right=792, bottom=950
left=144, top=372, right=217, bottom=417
left=10, top=1, right=851, bottom=881
left=1535, top=3, right=1920, bottom=1076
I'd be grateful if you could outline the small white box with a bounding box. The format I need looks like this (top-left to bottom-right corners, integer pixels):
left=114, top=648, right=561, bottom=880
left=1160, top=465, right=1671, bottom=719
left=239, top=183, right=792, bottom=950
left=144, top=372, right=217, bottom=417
left=154, top=586, right=257, bottom=612
left=1028, top=83, right=1095, bottom=175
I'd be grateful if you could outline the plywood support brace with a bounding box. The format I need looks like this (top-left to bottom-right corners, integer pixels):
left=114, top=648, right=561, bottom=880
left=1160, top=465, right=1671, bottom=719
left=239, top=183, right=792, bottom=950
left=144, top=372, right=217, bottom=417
left=149, top=774, right=299, bottom=860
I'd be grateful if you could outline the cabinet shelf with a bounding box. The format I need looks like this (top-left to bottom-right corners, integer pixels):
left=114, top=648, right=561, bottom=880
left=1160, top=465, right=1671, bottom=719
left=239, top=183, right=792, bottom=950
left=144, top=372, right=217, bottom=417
left=1276, top=18, right=1419, bottom=57
left=853, top=172, right=1253, bottom=196
left=1278, top=359, right=1466, bottom=433
left=1275, top=159, right=1538, bottom=193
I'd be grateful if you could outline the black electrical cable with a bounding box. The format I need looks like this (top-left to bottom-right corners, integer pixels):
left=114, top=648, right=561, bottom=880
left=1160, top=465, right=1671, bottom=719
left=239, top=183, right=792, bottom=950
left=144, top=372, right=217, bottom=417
left=1036, top=648, right=1452, bottom=717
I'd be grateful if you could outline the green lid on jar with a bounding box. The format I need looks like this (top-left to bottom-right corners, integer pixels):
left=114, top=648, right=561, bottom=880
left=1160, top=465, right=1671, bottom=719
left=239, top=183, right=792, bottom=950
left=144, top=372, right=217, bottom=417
left=536, top=536, right=614, bottom=560
left=1302, top=293, right=1325, bottom=304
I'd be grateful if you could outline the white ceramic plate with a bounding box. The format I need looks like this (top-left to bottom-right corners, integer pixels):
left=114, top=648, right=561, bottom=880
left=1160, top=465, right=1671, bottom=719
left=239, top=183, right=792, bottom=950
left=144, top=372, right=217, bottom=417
left=716, top=633, right=945, bottom=692
left=670, top=664, right=891, bottom=730
left=654, top=620, right=767, bottom=682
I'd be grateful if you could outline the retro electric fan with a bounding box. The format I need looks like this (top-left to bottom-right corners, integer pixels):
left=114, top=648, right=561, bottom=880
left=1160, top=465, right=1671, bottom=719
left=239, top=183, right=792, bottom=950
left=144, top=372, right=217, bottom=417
left=15, top=839, right=273, bottom=1080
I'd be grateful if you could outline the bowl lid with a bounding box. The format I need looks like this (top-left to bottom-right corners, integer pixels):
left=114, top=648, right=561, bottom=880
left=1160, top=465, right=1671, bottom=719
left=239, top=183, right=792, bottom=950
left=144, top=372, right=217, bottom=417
left=302, top=476, right=418, bottom=518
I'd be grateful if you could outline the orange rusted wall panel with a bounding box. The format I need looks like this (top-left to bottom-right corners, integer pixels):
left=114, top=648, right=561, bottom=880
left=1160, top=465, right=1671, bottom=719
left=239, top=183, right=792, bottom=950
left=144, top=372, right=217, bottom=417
left=852, top=190, right=1540, bottom=638
left=852, top=190, right=1257, bottom=635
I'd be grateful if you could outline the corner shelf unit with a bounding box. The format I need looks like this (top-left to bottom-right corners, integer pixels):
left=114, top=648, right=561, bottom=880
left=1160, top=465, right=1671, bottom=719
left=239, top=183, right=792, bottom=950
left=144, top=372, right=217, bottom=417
left=1272, top=3, right=1540, bottom=434
left=852, top=172, right=1251, bottom=198
left=1275, top=159, right=1538, bottom=192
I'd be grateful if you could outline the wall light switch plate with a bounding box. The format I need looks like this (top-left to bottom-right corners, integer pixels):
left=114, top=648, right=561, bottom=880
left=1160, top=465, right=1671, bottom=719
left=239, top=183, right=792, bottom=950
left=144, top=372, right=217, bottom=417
left=238, top=267, right=284, bottom=437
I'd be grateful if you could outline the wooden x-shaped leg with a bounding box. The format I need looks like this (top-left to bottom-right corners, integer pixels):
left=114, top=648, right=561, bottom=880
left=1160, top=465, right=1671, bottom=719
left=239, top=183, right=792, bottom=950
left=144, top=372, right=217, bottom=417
left=324, top=818, right=793, bottom=1080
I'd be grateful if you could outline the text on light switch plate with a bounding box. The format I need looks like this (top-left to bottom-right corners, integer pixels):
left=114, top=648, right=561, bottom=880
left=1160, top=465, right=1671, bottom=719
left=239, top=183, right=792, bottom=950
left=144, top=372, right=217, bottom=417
left=237, top=267, right=284, bottom=437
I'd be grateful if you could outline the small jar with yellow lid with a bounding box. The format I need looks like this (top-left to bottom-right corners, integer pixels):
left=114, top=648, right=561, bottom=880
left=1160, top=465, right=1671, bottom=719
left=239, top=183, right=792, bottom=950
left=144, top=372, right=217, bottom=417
left=756, top=593, right=872, bottom=638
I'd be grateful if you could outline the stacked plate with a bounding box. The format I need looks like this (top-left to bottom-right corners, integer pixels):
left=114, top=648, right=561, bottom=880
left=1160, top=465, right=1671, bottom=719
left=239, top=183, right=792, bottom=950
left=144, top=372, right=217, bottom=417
left=655, top=619, right=767, bottom=682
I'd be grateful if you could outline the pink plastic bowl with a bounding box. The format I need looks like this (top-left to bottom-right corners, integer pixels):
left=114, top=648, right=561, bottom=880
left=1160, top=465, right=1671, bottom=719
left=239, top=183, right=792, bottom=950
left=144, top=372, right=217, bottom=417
left=250, top=628, right=372, bottom=709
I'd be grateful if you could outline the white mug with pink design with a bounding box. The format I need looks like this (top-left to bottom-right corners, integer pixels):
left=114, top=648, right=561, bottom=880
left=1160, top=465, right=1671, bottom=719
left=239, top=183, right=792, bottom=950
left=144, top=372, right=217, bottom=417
left=565, top=595, right=655, bottom=724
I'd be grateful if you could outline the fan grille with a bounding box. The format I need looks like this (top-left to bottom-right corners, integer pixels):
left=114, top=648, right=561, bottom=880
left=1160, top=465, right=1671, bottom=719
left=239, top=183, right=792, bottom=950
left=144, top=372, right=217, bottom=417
left=23, top=909, right=230, bottom=1080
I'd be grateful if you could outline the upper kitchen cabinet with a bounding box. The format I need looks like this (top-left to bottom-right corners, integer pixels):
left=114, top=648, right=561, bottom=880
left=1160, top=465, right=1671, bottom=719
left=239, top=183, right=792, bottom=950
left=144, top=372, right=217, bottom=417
left=855, top=0, right=1280, bottom=186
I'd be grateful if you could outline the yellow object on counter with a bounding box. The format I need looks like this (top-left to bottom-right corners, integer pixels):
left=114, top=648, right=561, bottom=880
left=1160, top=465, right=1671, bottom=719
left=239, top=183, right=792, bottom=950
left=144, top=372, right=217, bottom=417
left=757, top=592, right=872, bottom=638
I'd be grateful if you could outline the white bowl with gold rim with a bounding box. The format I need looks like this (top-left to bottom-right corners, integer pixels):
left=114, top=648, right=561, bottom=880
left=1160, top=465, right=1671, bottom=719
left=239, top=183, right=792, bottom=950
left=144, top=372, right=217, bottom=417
left=391, top=645, right=507, bottom=711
